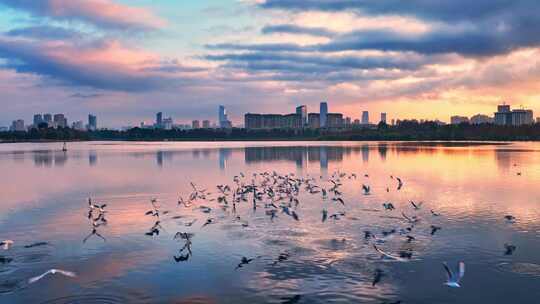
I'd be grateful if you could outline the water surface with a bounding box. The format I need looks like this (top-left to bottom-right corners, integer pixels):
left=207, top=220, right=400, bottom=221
left=1, top=141, right=540, bottom=303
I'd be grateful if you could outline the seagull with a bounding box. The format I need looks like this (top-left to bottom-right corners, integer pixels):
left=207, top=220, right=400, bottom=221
left=410, top=201, right=423, bottom=210
left=0, top=240, right=13, bottom=250
left=430, top=225, right=442, bottom=235
left=24, top=242, right=48, bottom=248
left=362, top=184, right=371, bottom=195
left=504, top=243, right=517, bottom=255
left=321, top=209, right=328, bottom=222
left=431, top=210, right=441, bottom=216
left=402, top=212, right=420, bottom=224
left=383, top=203, right=395, bottom=211
left=443, top=262, right=465, bottom=288
left=373, top=245, right=409, bottom=262
left=504, top=215, right=516, bottom=222
left=236, top=256, right=254, bottom=270
left=396, top=177, right=403, bottom=190
left=372, top=268, right=384, bottom=286
left=28, top=269, right=77, bottom=284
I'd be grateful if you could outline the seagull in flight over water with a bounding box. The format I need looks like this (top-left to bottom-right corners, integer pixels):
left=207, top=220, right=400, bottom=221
left=28, top=269, right=77, bottom=284
left=443, top=261, right=465, bottom=288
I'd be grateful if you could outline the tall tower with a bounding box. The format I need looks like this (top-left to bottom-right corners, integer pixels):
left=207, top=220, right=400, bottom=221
left=380, top=113, right=387, bottom=124
left=362, top=111, right=369, bottom=125
left=219, top=105, right=228, bottom=128
left=156, top=112, right=163, bottom=128
left=320, top=102, right=328, bottom=128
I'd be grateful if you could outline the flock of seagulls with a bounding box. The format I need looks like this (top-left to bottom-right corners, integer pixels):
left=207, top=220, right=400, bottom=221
left=0, top=168, right=523, bottom=302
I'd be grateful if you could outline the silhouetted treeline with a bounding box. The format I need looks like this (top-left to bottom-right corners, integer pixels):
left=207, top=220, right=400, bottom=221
left=2, top=121, right=540, bottom=142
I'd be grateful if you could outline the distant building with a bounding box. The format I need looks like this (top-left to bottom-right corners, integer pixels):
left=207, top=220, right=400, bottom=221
left=320, top=102, right=328, bottom=128
left=511, top=109, right=534, bottom=126
left=327, top=113, right=344, bottom=128
left=43, top=114, right=52, bottom=125
left=361, top=111, right=369, bottom=125
left=244, top=113, right=303, bottom=129
left=33, top=114, right=43, bottom=126
left=470, top=114, right=493, bottom=124
left=308, top=113, right=320, bottom=129
left=53, top=114, right=67, bottom=128
left=380, top=113, right=387, bottom=124
left=163, top=117, right=173, bottom=130
left=192, top=120, right=200, bottom=129
left=156, top=112, right=163, bottom=128
left=391, top=119, right=396, bottom=126
left=87, top=114, right=97, bottom=131
left=494, top=104, right=534, bottom=126
left=353, top=119, right=360, bottom=125
left=0, top=127, right=8, bottom=132
left=451, top=116, right=469, bottom=124
left=218, top=105, right=232, bottom=128
left=345, top=117, right=351, bottom=127
left=202, top=120, right=211, bottom=128
left=72, top=121, right=85, bottom=131
left=537, top=117, right=540, bottom=124
left=296, top=105, right=308, bottom=126
left=11, top=119, right=25, bottom=131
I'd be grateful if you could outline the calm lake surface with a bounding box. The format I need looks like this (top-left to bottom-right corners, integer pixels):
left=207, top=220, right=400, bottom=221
left=1, top=141, right=540, bottom=304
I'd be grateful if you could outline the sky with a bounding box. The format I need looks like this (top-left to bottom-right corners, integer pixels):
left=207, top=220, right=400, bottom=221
left=1, top=0, right=540, bottom=127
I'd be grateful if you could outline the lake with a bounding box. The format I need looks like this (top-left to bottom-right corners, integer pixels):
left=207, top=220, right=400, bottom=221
left=0, top=141, right=539, bottom=304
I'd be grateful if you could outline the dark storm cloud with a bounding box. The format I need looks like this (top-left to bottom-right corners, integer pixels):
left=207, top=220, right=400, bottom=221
left=251, top=0, right=540, bottom=57
left=262, top=24, right=336, bottom=37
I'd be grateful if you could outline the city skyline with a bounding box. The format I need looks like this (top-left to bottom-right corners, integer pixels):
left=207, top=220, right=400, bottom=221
left=1, top=1, right=540, bottom=127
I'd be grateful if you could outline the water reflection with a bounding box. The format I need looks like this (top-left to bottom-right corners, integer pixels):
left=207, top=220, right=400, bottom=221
left=1, top=141, right=540, bottom=303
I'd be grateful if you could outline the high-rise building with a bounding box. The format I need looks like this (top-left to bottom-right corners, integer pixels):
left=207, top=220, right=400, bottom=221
left=203, top=120, right=211, bottom=128
left=494, top=104, right=534, bottom=126
left=156, top=112, right=163, bottom=128
left=87, top=114, right=97, bottom=131
left=218, top=105, right=229, bottom=127
left=537, top=117, right=540, bottom=124
left=162, top=117, right=173, bottom=130
left=33, top=114, right=43, bottom=126
left=296, top=105, right=308, bottom=126
left=11, top=119, right=25, bottom=131
left=43, top=114, right=52, bottom=124
left=511, top=109, right=534, bottom=126
left=361, top=111, right=369, bottom=125
left=320, top=102, right=328, bottom=128
left=192, top=120, right=200, bottom=129
left=380, top=113, right=387, bottom=124
left=53, top=114, right=67, bottom=128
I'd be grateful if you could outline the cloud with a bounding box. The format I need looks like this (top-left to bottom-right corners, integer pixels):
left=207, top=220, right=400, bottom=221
left=6, top=25, right=83, bottom=40
left=262, top=24, right=336, bottom=37
left=0, top=0, right=166, bottom=31
left=0, top=36, right=199, bottom=91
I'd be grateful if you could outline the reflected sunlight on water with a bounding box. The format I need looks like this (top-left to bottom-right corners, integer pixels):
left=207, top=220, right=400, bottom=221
left=0, top=141, right=539, bottom=303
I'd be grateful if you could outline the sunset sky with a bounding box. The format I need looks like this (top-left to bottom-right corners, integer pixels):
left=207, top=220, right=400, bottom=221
left=1, top=0, right=539, bottom=127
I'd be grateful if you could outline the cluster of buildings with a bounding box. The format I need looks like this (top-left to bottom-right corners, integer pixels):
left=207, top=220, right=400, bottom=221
left=140, top=105, right=234, bottom=131
left=245, top=102, right=387, bottom=130
left=451, top=104, right=537, bottom=126
left=6, top=113, right=97, bottom=132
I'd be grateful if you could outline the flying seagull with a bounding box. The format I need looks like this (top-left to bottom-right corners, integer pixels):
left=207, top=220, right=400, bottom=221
left=28, top=269, right=77, bottom=284
left=443, top=262, right=465, bottom=288
left=0, top=240, right=13, bottom=250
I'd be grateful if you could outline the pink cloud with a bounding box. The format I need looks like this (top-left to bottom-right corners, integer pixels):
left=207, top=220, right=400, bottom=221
left=0, top=0, right=167, bottom=30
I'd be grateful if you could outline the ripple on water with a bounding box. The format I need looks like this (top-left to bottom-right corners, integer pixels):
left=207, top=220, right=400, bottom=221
left=0, top=279, right=25, bottom=294
left=40, top=294, right=129, bottom=304
left=496, top=262, right=540, bottom=277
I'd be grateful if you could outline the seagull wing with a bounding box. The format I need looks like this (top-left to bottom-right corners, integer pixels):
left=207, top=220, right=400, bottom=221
left=28, top=270, right=52, bottom=284
left=55, top=269, right=77, bottom=278
left=443, top=263, right=453, bottom=281
left=458, top=262, right=465, bottom=282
